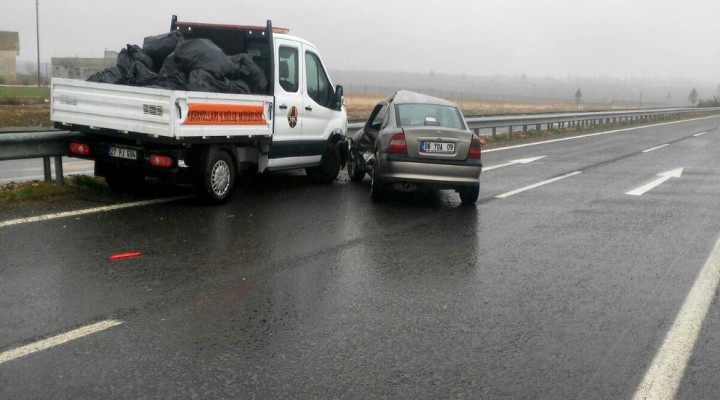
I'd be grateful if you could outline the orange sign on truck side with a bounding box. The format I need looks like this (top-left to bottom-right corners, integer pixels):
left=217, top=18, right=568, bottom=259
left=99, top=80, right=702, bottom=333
left=184, top=104, right=267, bottom=126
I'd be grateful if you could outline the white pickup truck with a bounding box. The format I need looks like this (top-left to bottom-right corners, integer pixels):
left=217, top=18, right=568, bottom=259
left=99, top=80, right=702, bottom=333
left=51, top=16, right=347, bottom=203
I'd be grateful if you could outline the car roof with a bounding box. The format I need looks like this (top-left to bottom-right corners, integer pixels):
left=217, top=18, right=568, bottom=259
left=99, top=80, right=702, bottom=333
left=388, top=90, right=457, bottom=107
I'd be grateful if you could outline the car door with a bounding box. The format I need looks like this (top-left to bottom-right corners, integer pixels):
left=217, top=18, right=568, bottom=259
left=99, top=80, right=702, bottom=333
left=269, top=38, right=304, bottom=167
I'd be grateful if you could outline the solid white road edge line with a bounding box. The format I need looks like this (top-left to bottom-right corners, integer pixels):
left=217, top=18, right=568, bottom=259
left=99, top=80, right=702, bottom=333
left=642, top=144, right=669, bottom=153
left=483, top=115, right=719, bottom=153
left=0, top=320, right=123, bottom=365
left=495, top=171, right=582, bottom=199
left=0, top=195, right=194, bottom=229
left=633, top=234, right=720, bottom=400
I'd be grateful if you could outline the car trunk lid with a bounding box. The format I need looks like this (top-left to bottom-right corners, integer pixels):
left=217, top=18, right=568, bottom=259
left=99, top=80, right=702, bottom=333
left=401, top=126, right=473, bottom=161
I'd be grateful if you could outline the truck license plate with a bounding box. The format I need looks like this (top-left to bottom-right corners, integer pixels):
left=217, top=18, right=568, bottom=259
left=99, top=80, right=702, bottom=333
left=108, top=146, right=137, bottom=160
left=420, top=141, right=455, bottom=154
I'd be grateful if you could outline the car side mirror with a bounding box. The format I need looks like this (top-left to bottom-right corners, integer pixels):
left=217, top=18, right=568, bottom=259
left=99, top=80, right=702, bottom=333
left=333, top=85, right=344, bottom=111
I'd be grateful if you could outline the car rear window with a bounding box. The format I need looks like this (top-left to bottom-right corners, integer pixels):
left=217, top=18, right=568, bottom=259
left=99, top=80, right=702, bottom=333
left=395, top=104, right=466, bottom=130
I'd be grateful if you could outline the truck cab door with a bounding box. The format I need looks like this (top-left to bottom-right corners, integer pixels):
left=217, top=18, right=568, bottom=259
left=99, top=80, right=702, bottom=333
left=301, top=44, right=342, bottom=146
left=269, top=38, right=304, bottom=166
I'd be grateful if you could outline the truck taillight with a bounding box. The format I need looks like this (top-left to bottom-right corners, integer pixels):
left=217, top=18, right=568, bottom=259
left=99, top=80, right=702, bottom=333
left=149, top=154, right=173, bottom=168
left=468, top=136, right=482, bottom=159
left=388, top=133, right=407, bottom=155
left=69, top=142, right=90, bottom=155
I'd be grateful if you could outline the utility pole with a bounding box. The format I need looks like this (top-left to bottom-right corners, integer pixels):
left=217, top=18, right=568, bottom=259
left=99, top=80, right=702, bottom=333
left=35, top=0, right=41, bottom=86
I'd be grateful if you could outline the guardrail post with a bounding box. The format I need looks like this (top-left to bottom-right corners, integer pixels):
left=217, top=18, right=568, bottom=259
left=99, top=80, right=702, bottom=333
left=43, top=157, right=52, bottom=182
left=54, top=156, right=64, bottom=186
left=492, top=127, right=497, bottom=139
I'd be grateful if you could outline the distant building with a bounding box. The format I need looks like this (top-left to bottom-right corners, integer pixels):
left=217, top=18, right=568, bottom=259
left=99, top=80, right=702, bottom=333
left=0, top=31, right=20, bottom=84
left=51, top=51, right=118, bottom=80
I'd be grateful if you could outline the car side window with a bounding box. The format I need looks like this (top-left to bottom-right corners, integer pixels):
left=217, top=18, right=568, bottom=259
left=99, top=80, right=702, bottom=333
left=305, top=51, right=334, bottom=108
left=279, top=46, right=298, bottom=93
left=368, top=104, right=388, bottom=131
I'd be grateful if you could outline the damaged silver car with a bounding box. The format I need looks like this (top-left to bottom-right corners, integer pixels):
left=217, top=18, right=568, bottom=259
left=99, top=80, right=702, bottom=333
left=347, top=90, right=482, bottom=204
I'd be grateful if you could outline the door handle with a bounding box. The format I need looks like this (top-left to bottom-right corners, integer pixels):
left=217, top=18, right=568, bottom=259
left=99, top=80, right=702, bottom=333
left=305, top=106, right=313, bottom=111
left=279, top=104, right=288, bottom=110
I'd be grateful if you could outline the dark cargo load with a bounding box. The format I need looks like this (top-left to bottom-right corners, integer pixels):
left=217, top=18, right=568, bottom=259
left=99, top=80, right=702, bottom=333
left=230, top=53, right=267, bottom=93
left=87, top=66, right=125, bottom=84
left=174, top=39, right=238, bottom=80
left=88, top=30, right=267, bottom=95
left=142, top=31, right=184, bottom=71
left=116, top=44, right=154, bottom=74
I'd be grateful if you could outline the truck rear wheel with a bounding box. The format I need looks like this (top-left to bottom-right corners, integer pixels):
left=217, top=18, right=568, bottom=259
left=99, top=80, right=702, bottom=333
left=307, top=144, right=341, bottom=184
left=98, top=161, right=144, bottom=193
left=104, top=172, right=144, bottom=192
left=196, top=149, right=235, bottom=204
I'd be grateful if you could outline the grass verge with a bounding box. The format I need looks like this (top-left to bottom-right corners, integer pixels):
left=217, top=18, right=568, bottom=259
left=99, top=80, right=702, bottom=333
left=0, top=175, right=106, bottom=205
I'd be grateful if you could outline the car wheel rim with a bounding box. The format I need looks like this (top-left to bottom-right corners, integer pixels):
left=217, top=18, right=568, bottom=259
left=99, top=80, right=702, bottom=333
left=348, top=153, right=356, bottom=176
left=211, top=160, right=230, bottom=197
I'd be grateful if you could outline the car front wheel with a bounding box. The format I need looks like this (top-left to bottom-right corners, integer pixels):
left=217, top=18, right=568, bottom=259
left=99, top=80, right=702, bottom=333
left=347, top=149, right=366, bottom=182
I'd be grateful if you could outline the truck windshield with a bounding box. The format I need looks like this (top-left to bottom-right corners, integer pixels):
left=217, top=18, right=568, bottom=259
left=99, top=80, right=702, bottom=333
left=395, top=104, right=466, bottom=130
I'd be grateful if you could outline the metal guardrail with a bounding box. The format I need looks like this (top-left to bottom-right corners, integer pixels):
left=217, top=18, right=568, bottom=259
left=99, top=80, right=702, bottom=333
left=348, top=107, right=720, bottom=137
left=1, top=107, right=719, bottom=186
left=0, top=129, right=77, bottom=185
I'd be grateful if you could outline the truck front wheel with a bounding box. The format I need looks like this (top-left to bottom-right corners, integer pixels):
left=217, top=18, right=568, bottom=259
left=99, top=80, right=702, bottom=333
left=307, top=144, right=341, bottom=184
left=197, top=149, right=235, bottom=204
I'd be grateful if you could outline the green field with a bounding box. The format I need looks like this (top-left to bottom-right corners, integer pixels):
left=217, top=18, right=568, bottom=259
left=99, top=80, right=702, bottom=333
left=0, top=86, right=50, bottom=98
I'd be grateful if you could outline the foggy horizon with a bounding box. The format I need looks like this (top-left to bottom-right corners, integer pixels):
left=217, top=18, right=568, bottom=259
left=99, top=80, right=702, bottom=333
left=3, top=0, right=719, bottom=86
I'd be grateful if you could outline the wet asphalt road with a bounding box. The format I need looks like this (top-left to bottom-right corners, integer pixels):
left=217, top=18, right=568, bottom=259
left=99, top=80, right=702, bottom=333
left=2, top=116, right=720, bottom=399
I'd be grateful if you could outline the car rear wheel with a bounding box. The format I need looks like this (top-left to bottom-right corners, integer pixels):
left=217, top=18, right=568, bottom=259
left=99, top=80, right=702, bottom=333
left=370, top=159, right=388, bottom=202
left=459, top=184, right=479, bottom=205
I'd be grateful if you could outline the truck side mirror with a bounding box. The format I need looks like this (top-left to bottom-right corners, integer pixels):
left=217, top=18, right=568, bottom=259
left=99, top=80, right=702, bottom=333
left=333, top=85, right=344, bottom=111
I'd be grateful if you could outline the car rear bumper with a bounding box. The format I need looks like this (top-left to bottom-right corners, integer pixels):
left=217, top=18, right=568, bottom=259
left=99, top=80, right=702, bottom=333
left=379, top=158, right=482, bottom=187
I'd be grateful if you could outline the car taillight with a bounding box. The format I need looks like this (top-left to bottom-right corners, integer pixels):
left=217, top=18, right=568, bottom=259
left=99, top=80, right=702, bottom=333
left=149, top=154, right=173, bottom=168
left=388, top=133, right=407, bottom=154
left=468, top=136, right=481, bottom=159
left=69, top=142, right=90, bottom=155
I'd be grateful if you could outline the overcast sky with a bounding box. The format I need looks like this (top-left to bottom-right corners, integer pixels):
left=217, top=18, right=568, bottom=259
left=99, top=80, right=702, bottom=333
left=2, top=0, right=719, bottom=83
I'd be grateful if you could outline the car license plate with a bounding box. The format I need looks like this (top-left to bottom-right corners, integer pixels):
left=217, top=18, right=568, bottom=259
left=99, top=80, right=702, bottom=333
left=108, top=146, right=137, bottom=160
left=420, top=141, right=455, bottom=154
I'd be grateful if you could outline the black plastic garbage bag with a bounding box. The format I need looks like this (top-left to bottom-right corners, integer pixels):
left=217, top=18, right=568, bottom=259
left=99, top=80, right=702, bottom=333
left=125, top=61, right=159, bottom=86
left=142, top=31, right=184, bottom=71
left=87, top=66, right=125, bottom=84
left=174, top=39, right=238, bottom=79
left=187, top=69, right=228, bottom=93
left=117, top=44, right=154, bottom=74
left=227, top=79, right=251, bottom=94
left=230, top=54, right=267, bottom=94
left=156, top=52, right=189, bottom=90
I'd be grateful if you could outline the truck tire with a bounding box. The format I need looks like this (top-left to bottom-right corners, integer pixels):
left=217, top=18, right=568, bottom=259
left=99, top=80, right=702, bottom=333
left=370, top=158, right=388, bottom=202
left=197, top=149, right=235, bottom=204
left=347, top=148, right=366, bottom=183
left=307, top=144, right=341, bottom=184
left=459, top=183, right=480, bottom=205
